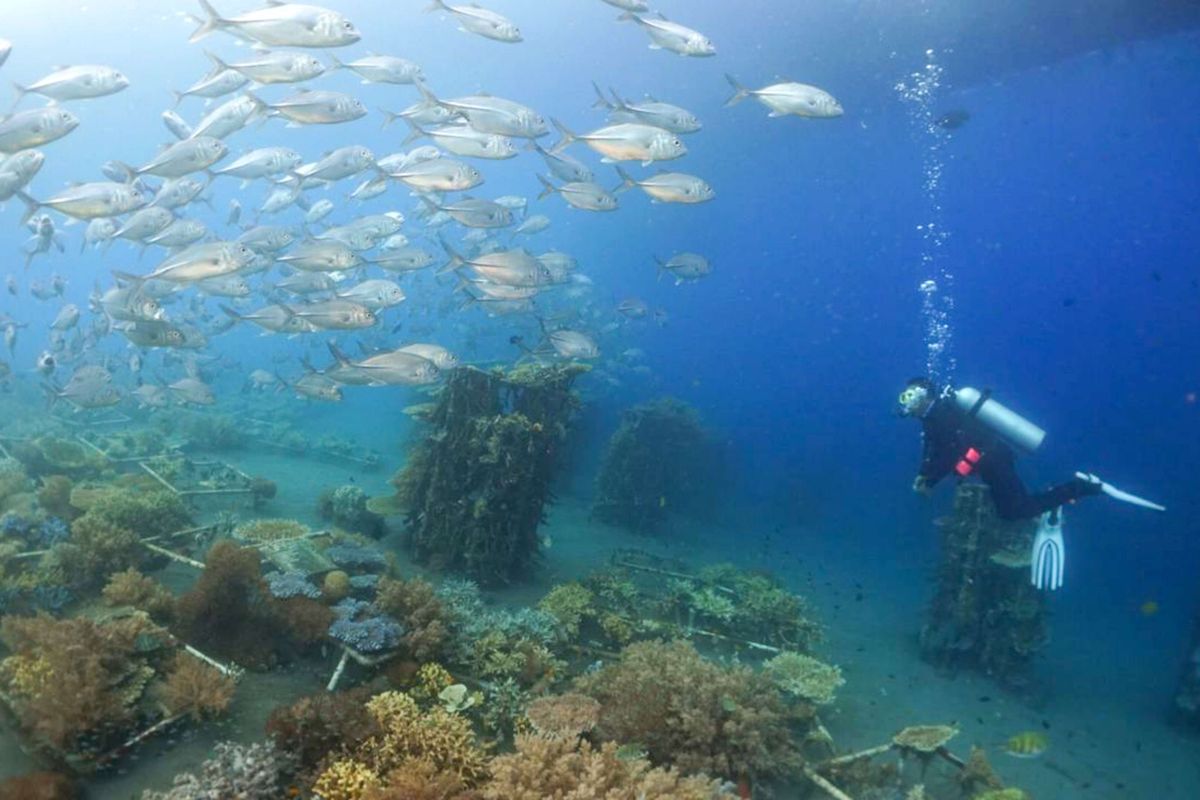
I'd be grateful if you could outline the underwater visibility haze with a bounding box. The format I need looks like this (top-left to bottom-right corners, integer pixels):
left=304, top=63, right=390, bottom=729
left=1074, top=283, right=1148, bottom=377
left=0, top=0, right=1198, bottom=798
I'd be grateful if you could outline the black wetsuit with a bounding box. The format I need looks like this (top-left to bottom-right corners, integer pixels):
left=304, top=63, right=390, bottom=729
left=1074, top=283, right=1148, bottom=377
left=917, top=391, right=1099, bottom=520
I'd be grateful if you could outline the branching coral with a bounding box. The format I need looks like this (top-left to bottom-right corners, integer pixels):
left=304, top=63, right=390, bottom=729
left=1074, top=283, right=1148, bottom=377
left=536, top=582, right=594, bottom=639
left=691, top=564, right=823, bottom=652
left=265, top=570, right=321, bottom=599
left=142, top=740, right=292, bottom=800
left=320, top=485, right=384, bottom=537
left=265, top=687, right=380, bottom=782
left=174, top=540, right=285, bottom=669
left=481, top=734, right=738, bottom=800
left=235, top=517, right=308, bottom=543
left=36, top=475, right=75, bottom=520
left=329, top=599, right=405, bottom=653
left=102, top=567, right=176, bottom=621
left=0, top=611, right=172, bottom=751
left=278, top=597, right=334, bottom=646
left=356, top=691, right=491, bottom=786
left=762, top=651, right=844, bottom=705
left=575, top=639, right=803, bottom=783
left=157, top=651, right=236, bottom=720
left=524, top=692, right=600, bottom=739
left=376, top=576, right=449, bottom=662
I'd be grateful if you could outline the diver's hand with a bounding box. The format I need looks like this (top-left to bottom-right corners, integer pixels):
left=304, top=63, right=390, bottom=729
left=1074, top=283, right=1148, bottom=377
left=912, top=476, right=932, bottom=496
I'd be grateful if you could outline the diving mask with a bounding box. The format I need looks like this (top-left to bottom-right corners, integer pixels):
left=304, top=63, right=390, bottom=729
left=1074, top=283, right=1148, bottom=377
left=898, top=384, right=930, bottom=417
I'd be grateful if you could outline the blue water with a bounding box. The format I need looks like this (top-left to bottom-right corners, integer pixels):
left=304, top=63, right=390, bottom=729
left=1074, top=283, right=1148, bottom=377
left=1, top=1, right=1199, bottom=797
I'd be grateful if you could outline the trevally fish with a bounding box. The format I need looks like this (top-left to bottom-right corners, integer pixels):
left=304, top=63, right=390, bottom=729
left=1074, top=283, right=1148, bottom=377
left=618, top=13, right=715, bottom=57
left=593, top=84, right=702, bottom=134
left=404, top=121, right=517, bottom=160
left=536, top=175, right=618, bottom=212
left=173, top=65, right=248, bottom=107
left=258, top=89, right=366, bottom=126
left=12, top=65, right=128, bottom=104
left=418, top=84, right=546, bottom=139
left=123, top=136, right=227, bottom=178
left=533, top=142, right=593, bottom=183
left=146, top=219, right=208, bottom=249
left=214, top=146, right=303, bottom=182
left=614, top=167, right=714, bottom=204
left=189, top=0, right=362, bottom=48
left=328, top=53, right=423, bottom=84
left=189, top=94, right=265, bottom=140
left=425, top=0, right=521, bottom=43
left=125, top=240, right=256, bottom=283
left=276, top=239, right=361, bottom=271
left=655, top=252, right=711, bottom=284
left=385, top=157, right=482, bottom=192
left=0, top=107, right=79, bottom=153
left=335, top=279, right=406, bottom=310
left=21, top=181, right=145, bottom=222
left=551, top=119, right=685, bottom=165
left=205, top=51, right=325, bottom=85
left=724, top=74, right=844, bottom=118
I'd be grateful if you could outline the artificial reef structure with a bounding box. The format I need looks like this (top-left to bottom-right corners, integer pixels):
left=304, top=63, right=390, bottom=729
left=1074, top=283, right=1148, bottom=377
left=1174, top=609, right=1200, bottom=729
left=919, top=484, right=1048, bottom=687
left=591, top=397, right=721, bottom=535
left=372, top=364, right=586, bottom=586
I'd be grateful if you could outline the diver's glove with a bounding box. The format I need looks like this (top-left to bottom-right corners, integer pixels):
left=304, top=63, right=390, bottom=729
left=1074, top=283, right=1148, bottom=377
left=1031, top=508, right=1065, bottom=592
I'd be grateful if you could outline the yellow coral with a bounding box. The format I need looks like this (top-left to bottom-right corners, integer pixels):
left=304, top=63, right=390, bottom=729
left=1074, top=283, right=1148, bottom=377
left=234, top=518, right=308, bottom=543
left=417, top=662, right=455, bottom=698
left=360, top=691, right=489, bottom=785
left=323, top=570, right=351, bottom=602
left=0, top=654, right=53, bottom=697
left=313, top=758, right=380, bottom=800
left=763, top=651, right=845, bottom=705
left=537, top=582, right=594, bottom=638
left=599, top=612, right=634, bottom=644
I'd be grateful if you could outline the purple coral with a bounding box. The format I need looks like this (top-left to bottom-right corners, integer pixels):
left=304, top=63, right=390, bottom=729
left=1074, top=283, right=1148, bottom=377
left=141, top=740, right=292, bottom=800
left=1, top=512, right=32, bottom=540
left=264, top=570, right=321, bottom=599
left=33, top=516, right=70, bottom=548
left=328, top=598, right=403, bottom=653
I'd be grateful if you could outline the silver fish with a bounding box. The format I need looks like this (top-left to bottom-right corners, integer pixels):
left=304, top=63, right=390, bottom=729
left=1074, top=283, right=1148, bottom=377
left=189, top=94, right=265, bottom=140
left=551, top=119, right=685, bottom=165
left=23, top=181, right=145, bottom=221
left=428, top=197, right=513, bottom=228
left=173, top=64, right=248, bottom=106
left=724, top=74, right=843, bottom=118
left=128, top=137, right=227, bottom=178
left=277, top=240, right=361, bottom=272
left=655, top=252, right=711, bottom=284
left=368, top=248, right=436, bottom=273
left=618, top=13, right=715, bottom=57
left=405, top=121, right=517, bottom=159
left=286, top=299, right=375, bottom=330
left=83, top=218, right=119, bottom=251
left=294, top=371, right=343, bottom=401
left=133, top=240, right=256, bottom=283
left=152, top=177, right=209, bottom=209
left=190, top=0, right=362, bottom=48
left=536, top=175, right=618, bottom=212
left=13, top=65, right=128, bottom=104
left=276, top=271, right=336, bottom=294
left=386, top=157, right=482, bottom=192
left=262, top=89, right=366, bottom=125
left=594, top=84, right=701, bottom=134
left=238, top=225, right=296, bottom=253
left=146, top=219, right=208, bottom=249
left=206, top=50, right=326, bottom=85
left=222, top=303, right=315, bottom=334
left=533, top=142, right=593, bottom=183
left=115, top=207, right=175, bottom=241
left=294, top=145, right=373, bottom=182
left=50, top=304, right=80, bottom=331
left=329, top=53, right=423, bottom=84
left=335, top=279, right=405, bottom=310
left=214, top=146, right=303, bottom=181
left=419, top=84, right=546, bottom=139
left=0, top=107, right=79, bottom=153
left=425, top=0, right=521, bottom=43
left=304, top=198, right=335, bottom=224
left=397, top=343, right=458, bottom=370
left=162, top=110, right=195, bottom=140
left=169, top=377, right=215, bottom=405
left=614, top=167, right=714, bottom=204
left=513, top=214, right=550, bottom=235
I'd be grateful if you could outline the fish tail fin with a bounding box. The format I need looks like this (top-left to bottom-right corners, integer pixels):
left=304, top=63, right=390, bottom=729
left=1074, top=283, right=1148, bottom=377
left=17, top=191, right=40, bottom=225
left=535, top=174, right=559, bottom=201
left=401, top=117, right=428, bottom=147
left=40, top=382, right=60, bottom=410
left=613, top=166, right=636, bottom=194
left=11, top=82, right=28, bottom=107
left=190, top=0, right=228, bottom=43
left=326, top=340, right=352, bottom=366
left=203, top=50, right=229, bottom=72
left=424, top=0, right=449, bottom=11
left=653, top=254, right=667, bottom=281
left=608, top=87, right=629, bottom=111
left=590, top=81, right=612, bottom=109
left=436, top=235, right=464, bottom=274
left=616, top=12, right=642, bottom=23
left=327, top=53, right=345, bottom=70
left=549, top=118, right=576, bottom=153
left=414, top=79, right=443, bottom=110
left=218, top=303, right=243, bottom=321
left=111, top=270, right=145, bottom=287
left=109, top=161, right=137, bottom=184
left=378, top=107, right=400, bottom=130
left=724, top=73, right=751, bottom=107
left=170, top=89, right=187, bottom=109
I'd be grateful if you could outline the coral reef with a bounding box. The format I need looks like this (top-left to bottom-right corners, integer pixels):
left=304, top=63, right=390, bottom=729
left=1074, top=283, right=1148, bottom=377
left=36, top=475, right=75, bottom=520
left=592, top=397, right=723, bottom=534
left=0, top=460, right=32, bottom=510
left=575, top=639, right=803, bottom=783
left=329, top=598, right=405, bottom=653
left=234, top=517, right=308, bottom=543
left=481, top=734, right=738, bottom=800
left=141, top=740, right=292, bottom=800
left=11, top=437, right=107, bottom=480
left=326, top=541, right=389, bottom=572
left=536, top=582, right=594, bottom=639
left=1173, top=607, right=1200, bottom=728
left=524, top=692, right=600, bottom=739
left=102, top=567, right=176, bottom=621
left=0, top=610, right=172, bottom=753
left=156, top=651, right=236, bottom=720
left=323, top=569, right=351, bottom=601
left=312, top=759, right=380, bottom=800
left=0, top=771, right=79, bottom=800
left=393, top=365, right=585, bottom=585
left=361, top=759, right=479, bottom=800
left=174, top=540, right=285, bottom=669
left=265, top=687, right=380, bottom=782
left=265, top=570, right=322, bottom=599
left=762, top=651, right=845, bottom=705
left=376, top=576, right=449, bottom=662
left=320, top=484, right=385, bottom=537
left=919, top=484, right=1047, bottom=686
left=958, top=747, right=1004, bottom=796
left=278, top=597, right=335, bottom=646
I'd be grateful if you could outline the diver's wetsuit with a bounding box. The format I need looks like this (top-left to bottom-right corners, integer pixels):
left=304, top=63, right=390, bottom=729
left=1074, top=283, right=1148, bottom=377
left=917, top=390, right=1099, bottom=520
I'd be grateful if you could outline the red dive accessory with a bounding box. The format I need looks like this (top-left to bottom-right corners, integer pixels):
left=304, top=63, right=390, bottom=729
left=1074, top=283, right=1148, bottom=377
left=955, top=447, right=982, bottom=477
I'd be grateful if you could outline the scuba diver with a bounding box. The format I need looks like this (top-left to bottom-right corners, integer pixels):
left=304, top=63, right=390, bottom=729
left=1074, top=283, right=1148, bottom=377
left=897, top=378, right=1164, bottom=591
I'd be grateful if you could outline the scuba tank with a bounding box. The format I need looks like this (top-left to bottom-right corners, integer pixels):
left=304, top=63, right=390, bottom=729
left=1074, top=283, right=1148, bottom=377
left=953, top=386, right=1046, bottom=454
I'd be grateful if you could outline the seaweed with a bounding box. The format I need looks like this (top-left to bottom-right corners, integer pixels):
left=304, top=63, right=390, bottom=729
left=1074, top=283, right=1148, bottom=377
left=388, top=365, right=585, bottom=585
left=591, top=397, right=723, bottom=534
left=918, top=484, right=1047, bottom=687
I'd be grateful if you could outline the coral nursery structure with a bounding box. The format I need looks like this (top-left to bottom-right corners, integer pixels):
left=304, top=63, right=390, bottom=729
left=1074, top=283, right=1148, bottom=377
left=1174, top=608, right=1200, bottom=729
left=592, top=397, right=721, bottom=534
left=919, top=484, right=1047, bottom=687
left=387, top=365, right=585, bottom=585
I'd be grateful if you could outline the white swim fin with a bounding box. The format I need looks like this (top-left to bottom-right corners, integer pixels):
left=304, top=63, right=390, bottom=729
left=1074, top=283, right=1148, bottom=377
left=1031, top=508, right=1065, bottom=592
left=1075, top=472, right=1165, bottom=512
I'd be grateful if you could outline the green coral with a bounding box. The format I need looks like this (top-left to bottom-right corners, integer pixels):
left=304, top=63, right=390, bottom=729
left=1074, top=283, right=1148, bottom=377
left=0, top=461, right=31, bottom=510
left=537, top=583, right=595, bottom=638
left=763, top=651, right=844, bottom=705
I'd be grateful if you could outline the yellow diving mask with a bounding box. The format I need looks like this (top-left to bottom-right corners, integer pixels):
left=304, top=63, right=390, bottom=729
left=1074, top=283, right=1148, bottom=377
left=898, top=384, right=930, bottom=416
